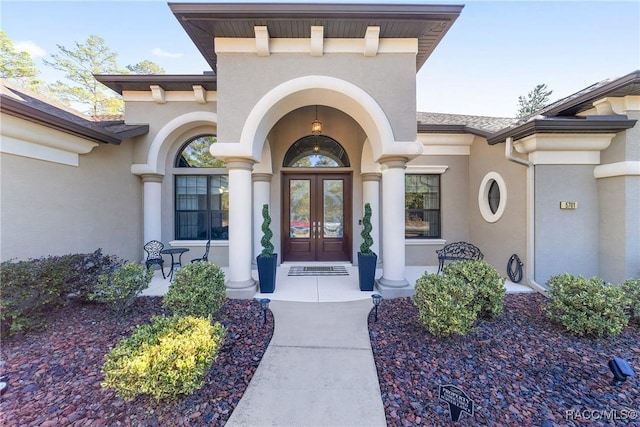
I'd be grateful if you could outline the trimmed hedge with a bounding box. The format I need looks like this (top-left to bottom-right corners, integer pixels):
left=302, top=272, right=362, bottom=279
left=91, top=262, right=152, bottom=316
left=442, top=260, right=506, bottom=319
left=162, top=261, right=226, bottom=318
left=101, top=315, right=226, bottom=401
left=413, top=273, right=479, bottom=337
left=622, top=278, right=640, bottom=322
left=0, top=250, right=122, bottom=336
left=545, top=273, right=630, bottom=337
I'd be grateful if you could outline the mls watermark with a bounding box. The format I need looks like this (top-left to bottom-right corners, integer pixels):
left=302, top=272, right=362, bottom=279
left=565, top=409, right=638, bottom=421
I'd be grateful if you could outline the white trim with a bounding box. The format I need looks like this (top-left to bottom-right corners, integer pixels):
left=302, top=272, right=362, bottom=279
left=1, top=114, right=99, bottom=166
left=254, top=26, right=270, bottom=57
left=594, top=161, right=640, bottom=178
left=513, top=133, right=615, bottom=165
left=215, top=37, right=418, bottom=56
left=310, top=26, right=324, bottom=56
left=405, top=165, right=448, bottom=175
left=405, top=239, right=446, bottom=246
left=150, top=85, right=166, bottom=104
left=122, top=91, right=218, bottom=103
left=193, top=85, right=207, bottom=104
left=478, top=172, right=507, bottom=223
left=417, top=133, right=474, bottom=156
left=169, top=240, right=228, bottom=247
left=364, top=26, right=380, bottom=57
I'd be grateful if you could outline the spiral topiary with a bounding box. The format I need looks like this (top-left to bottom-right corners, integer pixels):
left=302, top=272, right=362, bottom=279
left=360, top=203, right=374, bottom=255
left=260, top=204, right=274, bottom=257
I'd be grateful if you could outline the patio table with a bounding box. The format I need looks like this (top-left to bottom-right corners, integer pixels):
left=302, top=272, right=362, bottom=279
left=161, top=247, right=189, bottom=281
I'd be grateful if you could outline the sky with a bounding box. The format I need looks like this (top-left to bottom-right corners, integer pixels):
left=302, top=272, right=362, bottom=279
left=2, top=0, right=639, bottom=118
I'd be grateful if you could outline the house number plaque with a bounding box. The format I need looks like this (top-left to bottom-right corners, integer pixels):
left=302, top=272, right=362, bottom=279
left=560, top=201, right=578, bottom=210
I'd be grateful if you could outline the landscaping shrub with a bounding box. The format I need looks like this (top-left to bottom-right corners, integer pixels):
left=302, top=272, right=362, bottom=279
left=413, top=273, right=479, bottom=337
left=621, top=278, right=640, bottom=322
left=162, top=261, right=226, bottom=318
left=545, top=273, right=630, bottom=337
left=65, top=249, right=124, bottom=301
left=102, top=315, right=226, bottom=401
left=91, top=262, right=152, bottom=316
left=443, top=260, right=506, bottom=319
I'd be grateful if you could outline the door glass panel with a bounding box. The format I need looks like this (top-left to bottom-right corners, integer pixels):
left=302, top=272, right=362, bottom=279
left=323, top=180, right=343, bottom=238
left=290, top=180, right=310, bottom=238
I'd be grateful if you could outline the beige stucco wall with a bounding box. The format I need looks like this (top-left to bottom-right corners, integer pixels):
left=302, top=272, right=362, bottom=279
left=468, top=137, right=527, bottom=276
left=216, top=53, right=417, bottom=145
left=1, top=137, right=142, bottom=262
left=404, top=154, right=470, bottom=266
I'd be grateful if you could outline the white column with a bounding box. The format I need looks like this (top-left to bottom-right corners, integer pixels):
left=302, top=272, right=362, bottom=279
left=361, top=173, right=381, bottom=261
left=379, top=158, right=409, bottom=289
left=252, top=173, right=272, bottom=263
left=141, top=174, right=163, bottom=249
left=226, top=159, right=257, bottom=296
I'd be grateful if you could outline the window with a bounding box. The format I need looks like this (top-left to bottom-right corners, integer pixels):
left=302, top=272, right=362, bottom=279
left=175, top=175, right=229, bottom=240
left=283, top=135, right=350, bottom=167
left=478, top=172, right=507, bottom=223
left=175, top=135, right=225, bottom=168
left=405, top=174, right=440, bottom=238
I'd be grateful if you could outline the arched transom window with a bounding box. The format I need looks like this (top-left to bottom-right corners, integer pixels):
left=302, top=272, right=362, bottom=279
left=283, top=135, right=350, bottom=168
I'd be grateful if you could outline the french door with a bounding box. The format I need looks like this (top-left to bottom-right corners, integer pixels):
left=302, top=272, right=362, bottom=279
left=282, top=173, right=352, bottom=262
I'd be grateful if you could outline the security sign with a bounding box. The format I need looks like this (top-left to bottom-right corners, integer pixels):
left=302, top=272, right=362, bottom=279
left=439, top=384, right=474, bottom=422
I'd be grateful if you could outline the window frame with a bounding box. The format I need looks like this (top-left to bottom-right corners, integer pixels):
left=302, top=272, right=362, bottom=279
left=174, top=174, right=229, bottom=241
left=478, top=171, right=507, bottom=223
left=405, top=173, right=441, bottom=239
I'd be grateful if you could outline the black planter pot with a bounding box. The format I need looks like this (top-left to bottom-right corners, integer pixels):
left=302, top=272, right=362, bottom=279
left=357, top=252, right=377, bottom=291
left=257, top=253, right=278, bottom=293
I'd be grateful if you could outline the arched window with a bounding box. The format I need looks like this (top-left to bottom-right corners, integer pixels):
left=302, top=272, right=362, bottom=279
left=175, top=135, right=225, bottom=168
left=283, top=135, right=350, bottom=167
left=174, top=135, right=228, bottom=240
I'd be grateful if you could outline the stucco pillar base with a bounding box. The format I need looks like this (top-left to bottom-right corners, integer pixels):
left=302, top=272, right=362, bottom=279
left=375, top=277, right=414, bottom=299
left=226, top=279, right=258, bottom=300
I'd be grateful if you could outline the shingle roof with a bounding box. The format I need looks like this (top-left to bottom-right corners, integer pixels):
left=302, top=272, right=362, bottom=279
left=417, top=112, right=515, bottom=137
left=0, top=79, right=148, bottom=145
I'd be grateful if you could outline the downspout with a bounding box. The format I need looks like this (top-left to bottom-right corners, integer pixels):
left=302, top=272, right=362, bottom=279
left=505, top=137, right=547, bottom=293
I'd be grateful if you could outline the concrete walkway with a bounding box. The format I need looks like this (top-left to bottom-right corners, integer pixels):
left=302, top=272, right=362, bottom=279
left=225, top=299, right=386, bottom=427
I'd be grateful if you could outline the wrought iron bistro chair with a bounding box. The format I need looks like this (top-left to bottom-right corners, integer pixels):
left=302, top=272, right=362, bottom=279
left=144, top=240, right=165, bottom=279
left=191, top=240, right=211, bottom=263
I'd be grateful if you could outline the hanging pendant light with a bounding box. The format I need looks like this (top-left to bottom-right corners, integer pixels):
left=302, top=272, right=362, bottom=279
left=311, top=105, right=322, bottom=153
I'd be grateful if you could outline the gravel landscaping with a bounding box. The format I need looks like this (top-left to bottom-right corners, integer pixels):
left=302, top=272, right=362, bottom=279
left=369, top=293, right=640, bottom=426
left=0, top=297, right=273, bottom=426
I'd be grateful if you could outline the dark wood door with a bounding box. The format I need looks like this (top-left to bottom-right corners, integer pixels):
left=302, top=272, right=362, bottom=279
left=282, top=173, right=352, bottom=262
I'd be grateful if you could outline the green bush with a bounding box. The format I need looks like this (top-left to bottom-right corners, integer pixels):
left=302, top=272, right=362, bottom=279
left=443, top=260, right=506, bottom=319
left=102, top=315, right=226, bottom=401
left=621, top=278, right=640, bottom=321
left=162, top=262, right=226, bottom=318
left=0, top=251, right=122, bottom=336
left=545, top=273, right=630, bottom=337
left=413, top=273, right=479, bottom=337
left=91, top=262, right=152, bottom=316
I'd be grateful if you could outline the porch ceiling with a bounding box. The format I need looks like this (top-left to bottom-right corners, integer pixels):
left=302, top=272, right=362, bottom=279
left=169, top=2, right=463, bottom=72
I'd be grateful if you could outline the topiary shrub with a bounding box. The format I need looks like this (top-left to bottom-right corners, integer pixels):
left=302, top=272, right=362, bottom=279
left=443, top=260, right=506, bottom=319
left=545, top=273, right=630, bottom=337
left=260, top=204, right=274, bottom=257
left=413, top=273, right=479, bottom=337
left=90, top=262, right=152, bottom=316
left=101, top=315, right=226, bottom=401
left=360, top=202, right=375, bottom=255
left=162, top=261, right=226, bottom=318
left=621, top=278, right=640, bottom=322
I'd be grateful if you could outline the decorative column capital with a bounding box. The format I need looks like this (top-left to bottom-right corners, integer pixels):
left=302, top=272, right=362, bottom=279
left=361, top=172, right=381, bottom=182
left=140, top=173, right=164, bottom=184
left=225, top=158, right=255, bottom=171
left=252, top=173, right=273, bottom=183
left=380, top=157, right=408, bottom=169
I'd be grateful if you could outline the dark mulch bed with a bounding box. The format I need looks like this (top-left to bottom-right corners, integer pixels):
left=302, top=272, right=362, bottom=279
left=369, top=294, right=640, bottom=427
left=0, top=297, right=274, bottom=427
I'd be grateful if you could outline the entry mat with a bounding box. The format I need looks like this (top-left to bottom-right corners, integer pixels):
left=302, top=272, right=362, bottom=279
left=288, top=265, right=349, bottom=276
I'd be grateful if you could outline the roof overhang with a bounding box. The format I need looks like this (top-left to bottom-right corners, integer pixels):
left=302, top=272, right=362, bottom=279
left=487, top=116, right=637, bottom=145
left=95, top=74, right=217, bottom=95
left=169, top=2, right=463, bottom=72
left=417, top=123, right=491, bottom=138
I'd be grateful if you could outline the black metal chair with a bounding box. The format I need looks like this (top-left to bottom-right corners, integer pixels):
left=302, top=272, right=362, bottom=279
left=144, top=240, right=165, bottom=278
left=191, top=239, right=211, bottom=263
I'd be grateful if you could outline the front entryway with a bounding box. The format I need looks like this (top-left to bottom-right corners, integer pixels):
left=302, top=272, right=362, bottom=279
left=282, top=172, right=352, bottom=262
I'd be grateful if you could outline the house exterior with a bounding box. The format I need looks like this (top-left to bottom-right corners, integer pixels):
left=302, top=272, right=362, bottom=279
left=1, top=3, right=638, bottom=298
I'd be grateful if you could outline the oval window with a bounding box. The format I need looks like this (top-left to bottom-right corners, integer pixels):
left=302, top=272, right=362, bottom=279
left=478, top=172, right=507, bottom=223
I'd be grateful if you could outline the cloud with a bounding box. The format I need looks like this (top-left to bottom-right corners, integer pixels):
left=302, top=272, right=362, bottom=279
left=14, top=41, right=46, bottom=58
left=152, top=48, right=183, bottom=59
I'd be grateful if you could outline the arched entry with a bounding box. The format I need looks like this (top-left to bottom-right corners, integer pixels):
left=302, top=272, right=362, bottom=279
left=282, top=136, right=352, bottom=262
